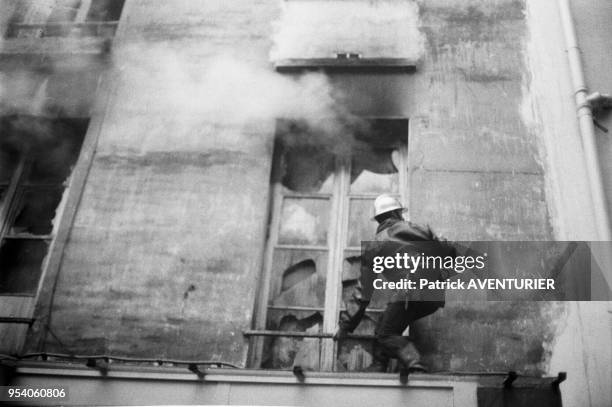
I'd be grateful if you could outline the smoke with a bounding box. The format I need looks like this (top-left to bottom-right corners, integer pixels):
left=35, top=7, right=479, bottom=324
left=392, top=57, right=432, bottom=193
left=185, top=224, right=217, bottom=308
left=0, top=0, right=427, bottom=155
left=0, top=62, right=95, bottom=161
left=111, top=44, right=365, bottom=153
left=117, top=48, right=345, bottom=122
left=271, top=0, right=425, bottom=60
left=0, top=71, right=56, bottom=156
left=0, top=71, right=50, bottom=116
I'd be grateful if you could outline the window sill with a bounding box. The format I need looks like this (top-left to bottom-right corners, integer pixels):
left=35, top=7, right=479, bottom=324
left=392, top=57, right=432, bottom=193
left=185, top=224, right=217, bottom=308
left=10, top=360, right=471, bottom=386
left=9, top=360, right=561, bottom=388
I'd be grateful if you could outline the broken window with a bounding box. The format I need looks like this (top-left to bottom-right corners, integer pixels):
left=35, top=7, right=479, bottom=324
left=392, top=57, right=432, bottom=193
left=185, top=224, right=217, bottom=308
left=4, top=0, right=126, bottom=38
left=0, top=115, right=88, bottom=294
left=252, top=118, right=408, bottom=371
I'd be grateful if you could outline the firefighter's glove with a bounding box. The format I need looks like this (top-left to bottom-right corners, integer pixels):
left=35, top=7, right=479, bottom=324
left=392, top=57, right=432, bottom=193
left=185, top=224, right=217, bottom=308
left=333, top=326, right=350, bottom=341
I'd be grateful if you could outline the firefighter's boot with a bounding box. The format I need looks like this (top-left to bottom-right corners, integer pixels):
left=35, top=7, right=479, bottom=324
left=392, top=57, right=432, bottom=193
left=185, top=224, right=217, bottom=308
left=377, top=336, right=427, bottom=373
left=364, top=343, right=390, bottom=372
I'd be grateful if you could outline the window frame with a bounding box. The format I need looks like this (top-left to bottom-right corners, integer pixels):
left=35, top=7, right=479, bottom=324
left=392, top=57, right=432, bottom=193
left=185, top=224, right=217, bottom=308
left=0, top=156, right=63, bottom=296
left=0, top=120, right=83, bottom=354
left=250, top=117, right=409, bottom=371
left=5, top=0, right=126, bottom=39
left=0, top=113, right=99, bottom=353
left=0, top=116, right=93, bottom=297
left=0, top=11, right=122, bottom=353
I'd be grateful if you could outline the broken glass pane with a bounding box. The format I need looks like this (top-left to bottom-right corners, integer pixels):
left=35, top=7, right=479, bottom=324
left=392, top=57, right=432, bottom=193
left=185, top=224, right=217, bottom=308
left=281, top=259, right=316, bottom=291
left=350, top=144, right=399, bottom=194
left=275, top=144, right=335, bottom=194
left=347, top=198, right=377, bottom=247
left=278, top=198, right=330, bottom=245
left=355, top=119, right=408, bottom=147
left=265, top=310, right=323, bottom=333
left=273, top=120, right=336, bottom=194
left=335, top=312, right=378, bottom=372
left=269, top=249, right=327, bottom=308
left=8, top=187, right=64, bottom=235
left=350, top=118, right=407, bottom=194
left=262, top=310, right=323, bottom=370
left=0, top=239, right=49, bottom=294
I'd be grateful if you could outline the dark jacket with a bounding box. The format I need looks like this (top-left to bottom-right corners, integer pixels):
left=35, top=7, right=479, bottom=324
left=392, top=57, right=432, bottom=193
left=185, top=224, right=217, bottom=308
left=339, top=218, right=457, bottom=332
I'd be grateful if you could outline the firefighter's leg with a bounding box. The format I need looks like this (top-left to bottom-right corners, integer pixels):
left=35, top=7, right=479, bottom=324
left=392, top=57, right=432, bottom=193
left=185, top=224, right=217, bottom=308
left=364, top=340, right=391, bottom=372
left=374, top=301, right=424, bottom=370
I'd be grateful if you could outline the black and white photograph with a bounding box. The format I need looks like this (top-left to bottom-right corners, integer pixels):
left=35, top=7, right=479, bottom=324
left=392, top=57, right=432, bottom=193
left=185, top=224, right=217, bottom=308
left=0, top=0, right=611, bottom=406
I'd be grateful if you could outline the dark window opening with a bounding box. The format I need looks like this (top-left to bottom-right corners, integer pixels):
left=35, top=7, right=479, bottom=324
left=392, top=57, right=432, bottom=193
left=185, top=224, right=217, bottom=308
left=0, top=239, right=49, bottom=294
left=0, top=115, right=88, bottom=295
left=86, top=0, right=126, bottom=22
left=10, top=187, right=65, bottom=235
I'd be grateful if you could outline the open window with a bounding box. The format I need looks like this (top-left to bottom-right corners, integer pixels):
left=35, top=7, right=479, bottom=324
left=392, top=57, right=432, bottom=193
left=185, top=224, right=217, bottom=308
left=250, top=118, right=408, bottom=371
left=0, top=115, right=88, bottom=294
left=0, top=114, right=89, bottom=354
left=5, top=0, right=126, bottom=38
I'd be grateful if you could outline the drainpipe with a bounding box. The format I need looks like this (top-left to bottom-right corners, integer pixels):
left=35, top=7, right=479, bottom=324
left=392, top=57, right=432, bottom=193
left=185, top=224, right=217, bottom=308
left=558, top=0, right=612, bottom=241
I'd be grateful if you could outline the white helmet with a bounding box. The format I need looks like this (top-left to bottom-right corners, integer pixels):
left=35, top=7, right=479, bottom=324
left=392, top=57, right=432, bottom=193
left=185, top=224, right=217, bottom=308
left=373, top=194, right=405, bottom=218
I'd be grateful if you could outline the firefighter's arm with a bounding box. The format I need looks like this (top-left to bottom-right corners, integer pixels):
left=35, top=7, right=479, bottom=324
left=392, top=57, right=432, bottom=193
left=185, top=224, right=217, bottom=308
left=334, top=296, right=370, bottom=340
left=429, top=227, right=458, bottom=258
left=333, top=260, right=374, bottom=341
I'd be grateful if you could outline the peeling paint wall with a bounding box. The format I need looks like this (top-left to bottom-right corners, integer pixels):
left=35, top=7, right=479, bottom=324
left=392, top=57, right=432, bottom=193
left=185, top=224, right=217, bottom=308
left=24, top=0, right=606, bottom=392
left=39, top=0, right=280, bottom=362
left=532, top=1, right=612, bottom=406
left=573, top=0, right=612, bottom=217
left=404, top=0, right=560, bottom=374
left=0, top=0, right=17, bottom=36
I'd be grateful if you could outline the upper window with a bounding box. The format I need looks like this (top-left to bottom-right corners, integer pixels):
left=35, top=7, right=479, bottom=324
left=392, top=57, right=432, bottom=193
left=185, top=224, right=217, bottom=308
left=0, top=115, right=88, bottom=294
left=5, top=0, right=126, bottom=39
left=250, top=118, right=408, bottom=371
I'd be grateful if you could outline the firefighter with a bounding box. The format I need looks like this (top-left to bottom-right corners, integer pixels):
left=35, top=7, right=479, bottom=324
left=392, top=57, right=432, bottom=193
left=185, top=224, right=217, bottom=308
left=333, top=194, right=456, bottom=373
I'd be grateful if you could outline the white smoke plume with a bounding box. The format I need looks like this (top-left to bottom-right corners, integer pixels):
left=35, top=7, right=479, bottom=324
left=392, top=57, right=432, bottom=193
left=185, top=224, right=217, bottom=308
left=110, top=44, right=364, bottom=153
left=115, top=47, right=347, bottom=124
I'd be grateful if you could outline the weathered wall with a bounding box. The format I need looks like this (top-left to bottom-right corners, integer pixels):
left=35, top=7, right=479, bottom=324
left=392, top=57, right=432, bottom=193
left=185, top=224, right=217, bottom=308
left=41, top=0, right=279, bottom=362
left=573, top=0, right=612, bottom=216
left=538, top=1, right=612, bottom=406
left=405, top=0, right=559, bottom=374
left=0, top=1, right=17, bottom=36
left=318, top=0, right=562, bottom=373
left=33, top=0, right=601, bottom=385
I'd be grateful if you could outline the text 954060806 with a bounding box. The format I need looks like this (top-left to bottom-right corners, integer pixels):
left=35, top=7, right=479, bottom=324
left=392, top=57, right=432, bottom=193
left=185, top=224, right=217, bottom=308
left=1, top=386, right=68, bottom=402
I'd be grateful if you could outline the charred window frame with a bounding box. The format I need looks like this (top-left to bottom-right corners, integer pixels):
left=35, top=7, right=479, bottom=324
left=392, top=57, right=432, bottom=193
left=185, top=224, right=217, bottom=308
left=250, top=118, right=408, bottom=372
left=0, top=116, right=89, bottom=296
left=4, top=0, right=126, bottom=39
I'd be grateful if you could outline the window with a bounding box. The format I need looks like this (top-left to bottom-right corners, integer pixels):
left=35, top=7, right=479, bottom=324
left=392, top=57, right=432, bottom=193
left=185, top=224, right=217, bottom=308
left=0, top=115, right=88, bottom=294
left=5, top=0, right=126, bottom=38
left=250, top=118, right=408, bottom=371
